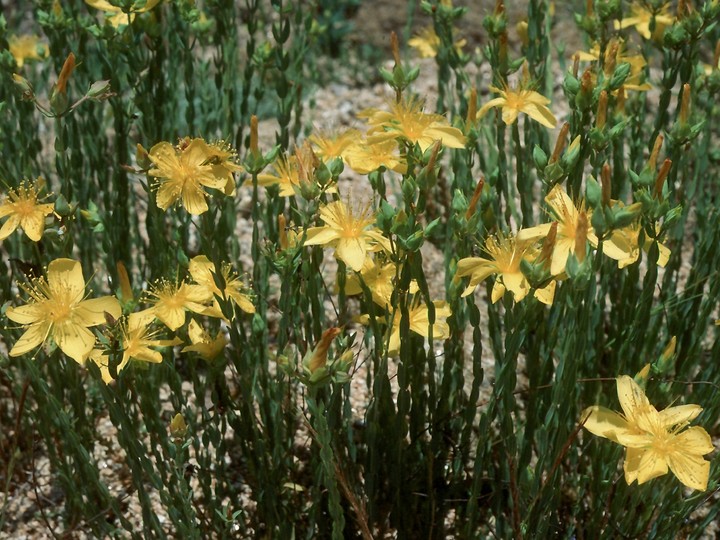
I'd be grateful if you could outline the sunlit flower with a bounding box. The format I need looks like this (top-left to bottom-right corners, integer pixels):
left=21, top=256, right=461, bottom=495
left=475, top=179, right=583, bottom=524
left=582, top=375, right=713, bottom=491
left=182, top=319, right=227, bottom=361
left=608, top=220, right=670, bottom=269
left=343, top=138, right=408, bottom=175
left=477, top=84, right=557, bottom=129
left=85, top=0, right=162, bottom=28
left=0, top=178, right=55, bottom=242
left=309, top=129, right=361, bottom=161
left=615, top=2, right=674, bottom=40
left=194, top=138, right=242, bottom=196
left=188, top=255, right=255, bottom=318
left=144, top=279, right=209, bottom=331
left=303, top=200, right=390, bottom=272
left=148, top=138, right=229, bottom=215
left=361, top=97, right=466, bottom=152
left=518, top=186, right=630, bottom=275
left=8, top=34, right=48, bottom=68
left=343, top=257, right=414, bottom=307
left=386, top=297, right=451, bottom=354
left=89, top=310, right=181, bottom=383
left=6, top=259, right=121, bottom=364
left=408, top=26, right=466, bottom=58
left=456, top=234, right=555, bottom=305
left=257, top=154, right=300, bottom=197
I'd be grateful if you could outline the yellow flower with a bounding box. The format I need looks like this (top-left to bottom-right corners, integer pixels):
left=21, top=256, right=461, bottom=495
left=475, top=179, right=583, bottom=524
left=615, top=2, right=674, bottom=40
left=408, top=26, right=466, bottom=58
left=257, top=154, right=300, bottom=197
left=607, top=220, right=670, bottom=269
left=456, top=234, right=555, bottom=305
left=182, top=319, right=227, bottom=361
left=194, top=138, right=242, bottom=196
left=361, top=97, right=466, bottom=152
left=0, top=178, right=55, bottom=242
left=6, top=259, right=121, bottom=364
left=85, top=0, right=161, bottom=27
left=576, top=39, right=651, bottom=92
left=477, top=84, right=557, bottom=129
left=342, top=138, right=408, bottom=175
left=343, top=256, right=420, bottom=307
left=148, top=139, right=229, bottom=215
left=309, top=129, right=361, bottom=161
left=89, top=310, right=181, bottom=383
left=582, top=375, right=713, bottom=491
left=8, top=35, right=48, bottom=68
left=257, top=147, right=336, bottom=198
left=303, top=200, right=390, bottom=272
left=188, top=255, right=255, bottom=318
left=144, top=279, right=210, bottom=331
left=518, top=186, right=631, bottom=275
left=386, top=297, right=451, bottom=354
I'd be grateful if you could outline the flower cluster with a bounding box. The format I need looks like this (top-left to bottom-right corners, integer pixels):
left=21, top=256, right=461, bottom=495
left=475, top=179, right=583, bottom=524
left=7, top=255, right=253, bottom=382
left=457, top=184, right=669, bottom=305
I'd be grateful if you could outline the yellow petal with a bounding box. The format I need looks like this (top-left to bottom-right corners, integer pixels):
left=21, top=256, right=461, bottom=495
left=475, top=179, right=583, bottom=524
left=635, top=449, right=669, bottom=484
left=6, top=304, right=43, bottom=325
left=335, top=238, right=367, bottom=272
left=181, top=184, right=209, bottom=215
left=303, top=227, right=340, bottom=246
left=667, top=450, right=710, bottom=491
left=491, top=280, right=505, bottom=303
left=623, top=447, right=644, bottom=485
left=53, top=322, right=96, bottom=364
left=658, top=405, right=703, bottom=429
left=673, top=426, right=715, bottom=456
left=616, top=375, right=651, bottom=420
left=501, top=271, right=529, bottom=302
left=534, top=280, right=556, bottom=305
left=10, top=323, right=51, bottom=356
left=74, top=296, right=121, bottom=326
left=0, top=214, right=21, bottom=240
left=20, top=211, right=48, bottom=242
left=47, top=259, right=86, bottom=300
left=581, top=405, right=629, bottom=443
left=154, top=305, right=187, bottom=331
left=522, top=103, right=557, bottom=129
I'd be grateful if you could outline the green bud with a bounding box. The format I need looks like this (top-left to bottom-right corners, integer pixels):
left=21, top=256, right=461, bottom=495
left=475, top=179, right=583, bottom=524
left=533, top=145, right=548, bottom=170
left=586, top=176, right=602, bottom=208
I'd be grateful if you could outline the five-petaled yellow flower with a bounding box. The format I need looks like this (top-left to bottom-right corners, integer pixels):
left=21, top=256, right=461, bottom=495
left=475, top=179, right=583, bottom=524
left=385, top=297, right=451, bottom=354
left=142, top=279, right=210, bottom=331
left=189, top=255, right=255, bottom=318
left=582, top=375, right=713, bottom=491
left=456, top=234, right=555, bottom=305
left=361, top=97, right=466, bottom=152
left=518, top=185, right=630, bottom=275
left=89, top=310, right=181, bottom=383
left=148, top=138, right=232, bottom=215
left=0, top=178, right=55, bottom=242
left=477, top=84, right=557, bottom=129
left=303, top=200, right=390, bottom=272
left=7, top=259, right=121, bottom=364
left=8, top=34, right=48, bottom=68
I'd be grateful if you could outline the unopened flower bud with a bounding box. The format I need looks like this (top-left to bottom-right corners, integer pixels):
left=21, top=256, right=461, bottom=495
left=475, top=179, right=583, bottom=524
left=601, top=162, right=611, bottom=206
left=575, top=211, right=588, bottom=262
left=596, top=90, right=608, bottom=129
left=654, top=159, right=672, bottom=198
left=549, top=122, right=569, bottom=164
left=679, top=83, right=691, bottom=125
left=465, top=176, right=485, bottom=221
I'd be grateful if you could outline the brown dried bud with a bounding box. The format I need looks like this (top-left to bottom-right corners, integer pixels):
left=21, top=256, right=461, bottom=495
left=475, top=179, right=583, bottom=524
left=465, top=176, right=485, bottom=221
left=549, top=122, right=570, bottom=164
